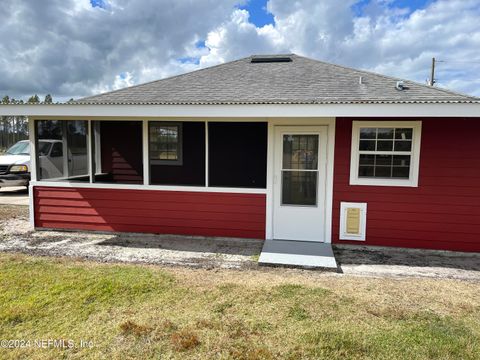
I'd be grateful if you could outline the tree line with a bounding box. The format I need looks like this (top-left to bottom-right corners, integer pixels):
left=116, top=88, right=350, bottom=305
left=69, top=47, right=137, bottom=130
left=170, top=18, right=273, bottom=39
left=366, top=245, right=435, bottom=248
left=0, top=94, right=54, bottom=152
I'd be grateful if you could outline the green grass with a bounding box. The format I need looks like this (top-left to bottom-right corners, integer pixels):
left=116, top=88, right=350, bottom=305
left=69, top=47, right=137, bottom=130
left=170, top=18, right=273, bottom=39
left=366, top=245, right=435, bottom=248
left=0, top=253, right=479, bottom=359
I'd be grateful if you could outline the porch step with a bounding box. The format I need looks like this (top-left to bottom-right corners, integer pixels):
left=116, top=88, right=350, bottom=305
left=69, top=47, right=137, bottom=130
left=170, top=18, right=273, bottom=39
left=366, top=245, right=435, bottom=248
left=259, top=239, right=338, bottom=269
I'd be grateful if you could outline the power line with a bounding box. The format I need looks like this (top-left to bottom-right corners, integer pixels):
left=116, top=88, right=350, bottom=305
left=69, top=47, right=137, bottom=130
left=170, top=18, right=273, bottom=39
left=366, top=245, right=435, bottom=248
left=436, top=59, right=480, bottom=64
left=429, top=57, right=480, bottom=86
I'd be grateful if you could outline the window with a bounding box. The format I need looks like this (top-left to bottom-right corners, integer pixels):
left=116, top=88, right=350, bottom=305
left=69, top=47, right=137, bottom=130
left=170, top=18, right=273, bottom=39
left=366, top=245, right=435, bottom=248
left=149, top=122, right=183, bottom=165
left=350, top=121, right=422, bottom=187
left=281, top=134, right=319, bottom=205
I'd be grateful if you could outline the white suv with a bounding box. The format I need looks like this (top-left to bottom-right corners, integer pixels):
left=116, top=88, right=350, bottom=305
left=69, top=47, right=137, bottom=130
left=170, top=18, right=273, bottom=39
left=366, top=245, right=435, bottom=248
left=0, top=139, right=65, bottom=189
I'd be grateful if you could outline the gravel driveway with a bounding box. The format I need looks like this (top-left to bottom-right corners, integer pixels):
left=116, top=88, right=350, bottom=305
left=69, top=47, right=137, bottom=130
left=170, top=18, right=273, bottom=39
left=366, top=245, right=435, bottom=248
left=1, top=205, right=480, bottom=280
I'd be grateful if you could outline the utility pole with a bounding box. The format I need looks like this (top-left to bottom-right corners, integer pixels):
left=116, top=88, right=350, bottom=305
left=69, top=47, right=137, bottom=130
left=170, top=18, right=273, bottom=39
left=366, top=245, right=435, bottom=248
left=430, top=57, right=436, bottom=86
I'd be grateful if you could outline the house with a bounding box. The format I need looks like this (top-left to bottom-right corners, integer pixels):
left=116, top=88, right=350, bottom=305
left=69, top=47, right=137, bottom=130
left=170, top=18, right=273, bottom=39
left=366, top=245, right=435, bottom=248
left=2, top=54, right=480, bottom=268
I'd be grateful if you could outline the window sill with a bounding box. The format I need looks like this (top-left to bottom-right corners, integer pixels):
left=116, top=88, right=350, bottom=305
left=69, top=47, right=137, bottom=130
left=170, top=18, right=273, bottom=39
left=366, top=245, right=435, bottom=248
left=349, top=178, right=418, bottom=187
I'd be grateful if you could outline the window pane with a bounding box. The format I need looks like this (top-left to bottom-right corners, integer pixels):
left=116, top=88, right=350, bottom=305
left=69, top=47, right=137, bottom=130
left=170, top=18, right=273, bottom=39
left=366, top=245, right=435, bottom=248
left=395, top=128, right=413, bottom=140
left=376, top=140, right=393, bottom=151
left=375, top=155, right=393, bottom=166
left=360, top=128, right=376, bottom=139
left=359, top=154, right=375, bottom=165
left=359, top=166, right=374, bottom=177
left=392, top=166, right=410, bottom=178
left=374, top=166, right=391, bottom=178
left=359, top=140, right=376, bottom=151
left=282, top=135, right=318, bottom=170
left=282, top=171, right=317, bottom=206
left=394, top=140, right=412, bottom=151
left=377, top=128, right=394, bottom=139
left=393, top=155, right=411, bottom=166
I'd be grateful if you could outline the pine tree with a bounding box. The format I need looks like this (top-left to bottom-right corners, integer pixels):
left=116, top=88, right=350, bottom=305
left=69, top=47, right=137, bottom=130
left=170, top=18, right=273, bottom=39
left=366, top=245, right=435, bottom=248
left=44, top=94, right=53, bottom=104
left=27, top=94, right=40, bottom=103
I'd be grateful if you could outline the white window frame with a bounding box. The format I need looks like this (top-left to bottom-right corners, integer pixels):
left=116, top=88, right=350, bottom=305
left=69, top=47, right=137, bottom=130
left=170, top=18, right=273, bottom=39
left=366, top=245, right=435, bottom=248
left=349, top=121, right=422, bottom=187
left=148, top=121, right=183, bottom=166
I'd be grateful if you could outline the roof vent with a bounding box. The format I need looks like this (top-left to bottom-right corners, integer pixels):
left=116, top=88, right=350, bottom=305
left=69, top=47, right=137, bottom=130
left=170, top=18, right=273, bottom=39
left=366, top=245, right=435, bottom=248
left=251, top=55, right=292, bottom=63
left=395, top=81, right=407, bottom=91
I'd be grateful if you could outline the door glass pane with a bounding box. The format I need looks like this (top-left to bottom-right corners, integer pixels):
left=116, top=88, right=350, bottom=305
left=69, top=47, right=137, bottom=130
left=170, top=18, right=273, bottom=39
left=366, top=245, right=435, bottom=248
left=282, top=134, right=318, bottom=170
left=282, top=171, right=317, bottom=206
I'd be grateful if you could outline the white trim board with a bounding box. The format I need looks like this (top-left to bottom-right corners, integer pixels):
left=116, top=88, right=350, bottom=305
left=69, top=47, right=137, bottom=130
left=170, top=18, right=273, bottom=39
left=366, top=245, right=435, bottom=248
left=29, top=181, right=267, bottom=194
left=28, top=119, right=36, bottom=227
left=3, top=103, right=480, bottom=118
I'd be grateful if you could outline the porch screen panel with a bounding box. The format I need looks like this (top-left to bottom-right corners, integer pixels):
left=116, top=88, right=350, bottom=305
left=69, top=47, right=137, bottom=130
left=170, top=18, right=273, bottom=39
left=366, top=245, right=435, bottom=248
left=93, top=121, right=143, bottom=184
left=149, top=121, right=205, bottom=186
left=36, top=120, right=89, bottom=182
left=208, top=122, right=267, bottom=188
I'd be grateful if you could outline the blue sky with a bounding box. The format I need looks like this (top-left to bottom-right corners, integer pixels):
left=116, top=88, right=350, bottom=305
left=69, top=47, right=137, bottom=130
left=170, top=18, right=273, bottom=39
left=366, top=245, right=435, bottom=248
left=90, top=0, right=106, bottom=8
left=238, top=0, right=274, bottom=27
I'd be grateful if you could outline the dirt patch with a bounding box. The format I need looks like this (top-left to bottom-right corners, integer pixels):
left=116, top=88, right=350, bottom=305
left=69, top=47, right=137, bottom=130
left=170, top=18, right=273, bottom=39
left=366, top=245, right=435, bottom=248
left=334, top=244, right=480, bottom=281
left=0, top=213, right=480, bottom=281
left=0, top=205, right=29, bottom=220
left=0, top=213, right=263, bottom=269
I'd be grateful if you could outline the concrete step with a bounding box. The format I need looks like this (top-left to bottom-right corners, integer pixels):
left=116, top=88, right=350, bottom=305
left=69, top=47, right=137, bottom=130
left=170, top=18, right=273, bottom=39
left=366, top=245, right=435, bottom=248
left=259, top=239, right=338, bottom=269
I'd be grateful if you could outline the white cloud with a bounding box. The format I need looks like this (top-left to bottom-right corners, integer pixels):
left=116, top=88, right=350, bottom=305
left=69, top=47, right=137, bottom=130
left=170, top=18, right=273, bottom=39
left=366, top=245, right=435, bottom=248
left=1, top=0, right=479, bottom=100
left=199, top=0, right=480, bottom=96
left=0, top=0, right=242, bottom=100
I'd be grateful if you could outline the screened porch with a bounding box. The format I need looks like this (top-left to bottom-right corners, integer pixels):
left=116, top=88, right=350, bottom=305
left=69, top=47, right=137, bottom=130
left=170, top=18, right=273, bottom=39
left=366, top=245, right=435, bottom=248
left=32, top=119, right=268, bottom=191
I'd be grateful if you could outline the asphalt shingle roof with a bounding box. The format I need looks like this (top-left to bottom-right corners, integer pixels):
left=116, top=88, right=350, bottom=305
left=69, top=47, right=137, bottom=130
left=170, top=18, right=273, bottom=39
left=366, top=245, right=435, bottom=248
left=76, top=54, right=479, bottom=105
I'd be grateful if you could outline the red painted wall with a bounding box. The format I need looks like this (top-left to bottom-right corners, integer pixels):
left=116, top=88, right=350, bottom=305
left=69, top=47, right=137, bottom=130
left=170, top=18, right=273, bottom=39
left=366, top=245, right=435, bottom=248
left=333, top=118, right=480, bottom=252
left=34, top=187, right=266, bottom=239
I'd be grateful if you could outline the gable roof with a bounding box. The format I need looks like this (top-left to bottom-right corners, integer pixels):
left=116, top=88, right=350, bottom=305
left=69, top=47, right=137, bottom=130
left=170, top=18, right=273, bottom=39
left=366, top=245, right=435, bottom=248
left=76, top=54, right=479, bottom=105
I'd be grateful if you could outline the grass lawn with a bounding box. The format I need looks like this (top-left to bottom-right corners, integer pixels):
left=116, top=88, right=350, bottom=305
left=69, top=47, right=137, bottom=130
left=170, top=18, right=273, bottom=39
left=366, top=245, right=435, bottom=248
left=0, top=254, right=479, bottom=359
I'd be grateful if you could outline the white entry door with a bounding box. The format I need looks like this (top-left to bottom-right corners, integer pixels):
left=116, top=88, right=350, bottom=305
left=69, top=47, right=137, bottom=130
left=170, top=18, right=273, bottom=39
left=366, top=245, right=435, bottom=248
left=273, top=126, right=328, bottom=242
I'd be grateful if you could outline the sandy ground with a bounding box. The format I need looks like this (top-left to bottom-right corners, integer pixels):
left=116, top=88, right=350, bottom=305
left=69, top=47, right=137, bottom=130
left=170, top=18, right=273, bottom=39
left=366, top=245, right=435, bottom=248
left=0, top=186, right=29, bottom=205
left=0, top=210, right=480, bottom=281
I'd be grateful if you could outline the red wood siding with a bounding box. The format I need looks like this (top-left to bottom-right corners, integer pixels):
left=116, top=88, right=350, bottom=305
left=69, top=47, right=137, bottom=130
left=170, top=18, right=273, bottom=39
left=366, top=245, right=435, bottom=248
left=34, top=187, right=266, bottom=239
left=333, top=117, right=480, bottom=252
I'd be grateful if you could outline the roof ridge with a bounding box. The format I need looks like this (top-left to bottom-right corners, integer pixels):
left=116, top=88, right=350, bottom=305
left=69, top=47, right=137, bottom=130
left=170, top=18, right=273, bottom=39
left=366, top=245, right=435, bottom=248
left=293, top=54, right=478, bottom=100
left=76, top=55, right=253, bottom=102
